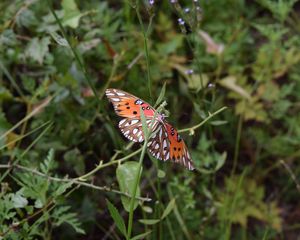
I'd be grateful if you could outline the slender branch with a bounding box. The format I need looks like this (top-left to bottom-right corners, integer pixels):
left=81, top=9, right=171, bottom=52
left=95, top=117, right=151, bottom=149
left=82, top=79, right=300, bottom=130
left=78, top=148, right=142, bottom=181
left=0, top=122, right=53, bottom=182
left=99, top=54, right=121, bottom=99
left=231, top=114, right=243, bottom=175
left=178, top=106, right=227, bottom=133
left=0, top=164, right=151, bottom=202
left=0, top=97, right=53, bottom=141
left=280, top=159, right=300, bottom=193
left=0, top=121, right=51, bottom=151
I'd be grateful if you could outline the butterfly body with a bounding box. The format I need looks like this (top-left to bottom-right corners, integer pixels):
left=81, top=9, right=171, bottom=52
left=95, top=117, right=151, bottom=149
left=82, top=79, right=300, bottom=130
left=105, top=88, right=194, bottom=170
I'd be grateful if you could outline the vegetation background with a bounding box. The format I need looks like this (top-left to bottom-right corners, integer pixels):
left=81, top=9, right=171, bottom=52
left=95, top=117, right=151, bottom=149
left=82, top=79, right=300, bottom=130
left=0, top=0, right=300, bottom=239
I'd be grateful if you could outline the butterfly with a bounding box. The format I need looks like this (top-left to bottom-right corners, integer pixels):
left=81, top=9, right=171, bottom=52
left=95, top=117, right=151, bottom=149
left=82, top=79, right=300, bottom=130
left=105, top=88, right=194, bottom=171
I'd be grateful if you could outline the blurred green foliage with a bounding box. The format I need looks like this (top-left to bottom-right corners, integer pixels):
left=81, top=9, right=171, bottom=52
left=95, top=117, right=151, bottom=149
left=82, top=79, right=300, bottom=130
left=0, top=0, right=300, bottom=239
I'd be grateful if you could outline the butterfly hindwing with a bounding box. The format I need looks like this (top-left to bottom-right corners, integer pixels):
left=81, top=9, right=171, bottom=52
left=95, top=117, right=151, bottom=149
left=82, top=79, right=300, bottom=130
left=106, top=88, right=155, bottom=118
left=119, top=118, right=159, bottom=143
left=147, top=123, right=170, bottom=162
left=165, top=123, right=194, bottom=170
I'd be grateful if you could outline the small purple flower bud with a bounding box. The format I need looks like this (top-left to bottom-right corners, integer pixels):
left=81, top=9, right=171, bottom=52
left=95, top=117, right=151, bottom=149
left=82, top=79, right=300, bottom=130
left=196, top=6, right=201, bottom=11
left=184, top=8, right=190, bottom=13
left=178, top=18, right=185, bottom=25
left=208, top=83, right=215, bottom=88
left=170, top=0, right=177, bottom=3
left=149, top=0, right=154, bottom=5
left=185, top=69, right=194, bottom=75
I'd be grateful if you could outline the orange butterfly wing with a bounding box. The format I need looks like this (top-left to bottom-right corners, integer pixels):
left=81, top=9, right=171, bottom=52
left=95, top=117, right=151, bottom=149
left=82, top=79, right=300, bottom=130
left=105, top=88, right=155, bottom=118
left=165, top=123, right=194, bottom=170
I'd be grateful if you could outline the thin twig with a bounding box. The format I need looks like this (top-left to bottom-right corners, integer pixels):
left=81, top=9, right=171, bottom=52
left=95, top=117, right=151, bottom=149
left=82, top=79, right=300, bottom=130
left=178, top=106, right=227, bottom=134
left=78, top=148, right=142, bottom=181
left=280, top=159, right=300, bottom=192
left=0, top=164, right=151, bottom=202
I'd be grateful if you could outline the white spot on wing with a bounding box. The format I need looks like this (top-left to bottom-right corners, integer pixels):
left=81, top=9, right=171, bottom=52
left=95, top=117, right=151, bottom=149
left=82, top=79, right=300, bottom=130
left=111, top=98, right=120, bottom=102
left=133, top=128, right=138, bottom=134
left=131, top=119, right=139, bottom=124
left=163, top=140, right=167, bottom=148
left=116, top=92, right=125, bottom=96
left=155, top=143, right=159, bottom=149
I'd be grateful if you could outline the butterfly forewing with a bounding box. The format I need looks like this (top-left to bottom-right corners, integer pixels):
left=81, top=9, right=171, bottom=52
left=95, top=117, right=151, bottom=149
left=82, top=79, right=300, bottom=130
left=106, top=89, right=156, bottom=118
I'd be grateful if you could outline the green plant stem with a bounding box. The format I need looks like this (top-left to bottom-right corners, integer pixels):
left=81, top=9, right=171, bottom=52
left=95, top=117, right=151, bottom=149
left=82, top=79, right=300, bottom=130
left=126, top=104, right=165, bottom=239
left=0, top=59, right=25, bottom=100
left=186, top=35, right=205, bottom=93
left=0, top=97, right=53, bottom=141
left=0, top=121, right=51, bottom=151
left=224, top=169, right=247, bottom=240
left=231, top=113, right=243, bottom=175
left=134, top=3, right=152, bottom=102
left=167, top=187, right=193, bottom=240
left=0, top=122, right=53, bottom=182
left=144, top=168, right=176, bottom=240
left=126, top=133, right=149, bottom=239
left=47, top=0, right=100, bottom=101
left=178, top=106, right=227, bottom=133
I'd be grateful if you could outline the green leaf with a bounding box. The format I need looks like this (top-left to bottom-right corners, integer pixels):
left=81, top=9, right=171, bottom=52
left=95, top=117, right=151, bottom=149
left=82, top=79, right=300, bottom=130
left=215, top=152, right=227, bottom=171
left=131, top=231, right=153, bottom=240
left=49, top=32, right=69, bottom=47
left=140, top=106, right=149, bottom=137
left=52, top=206, right=85, bottom=234
left=187, top=73, right=209, bottom=92
left=106, top=199, right=126, bottom=237
left=141, top=205, right=153, bottom=213
left=116, top=162, right=141, bottom=212
left=219, top=76, right=251, bottom=100
left=40, top=148, right=55, bottom=174
left=139, top=219, right=160, bottom=225
left=210, top=120, right=228, bottom=126
left=62, top=0, right=83, bottom=28
left=64, top=148, right=85, bottom=176
left=53, top=181, right=73, bottom=197
left=154, top=82, right=166, bottom=107
left=25, top=37, right=50, bottom=64
left=161, top=198, right=176, bottom=219
left=12, top=191, right=28, bottom=208
left=16, top=9, right=38, bottom=28
left=157, top=169, right=166, bottom=178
